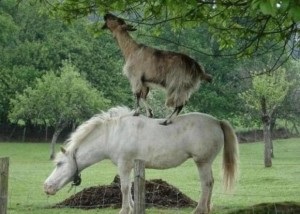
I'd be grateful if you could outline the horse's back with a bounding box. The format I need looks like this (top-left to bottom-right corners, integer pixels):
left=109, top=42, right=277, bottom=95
left=113, top=112, right=224, bottom=169
left=175, top=113, right=224, bottom=162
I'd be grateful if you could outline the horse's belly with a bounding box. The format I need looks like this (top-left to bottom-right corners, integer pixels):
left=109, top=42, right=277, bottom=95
left=143, top=152, right=190, bottom=169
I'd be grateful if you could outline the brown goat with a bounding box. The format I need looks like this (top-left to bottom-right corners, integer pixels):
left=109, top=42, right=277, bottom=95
left=102, top=13, right=212, bottom=125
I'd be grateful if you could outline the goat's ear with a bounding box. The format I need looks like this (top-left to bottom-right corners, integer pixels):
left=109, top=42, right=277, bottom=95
left=60, top=147, right=66, bottom=154
left=121, top=24, right=137, bottom=31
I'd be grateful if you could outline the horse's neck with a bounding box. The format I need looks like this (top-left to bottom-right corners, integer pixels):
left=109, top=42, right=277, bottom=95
left=75, top=137, right=107, bottom=170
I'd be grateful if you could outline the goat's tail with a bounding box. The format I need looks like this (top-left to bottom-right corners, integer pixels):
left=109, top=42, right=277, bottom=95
left=198, top=64, right=212, bottom=83
left=202, top=73, right=212, bottom=83
left=220, top=120, right=239, bottom=192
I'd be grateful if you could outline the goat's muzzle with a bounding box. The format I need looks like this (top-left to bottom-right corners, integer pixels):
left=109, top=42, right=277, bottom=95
left=102, top=13, right=115, bottom=29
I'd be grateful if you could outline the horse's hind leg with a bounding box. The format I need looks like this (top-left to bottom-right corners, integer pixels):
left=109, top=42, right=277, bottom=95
left=194, top=162, right=214, bottom=214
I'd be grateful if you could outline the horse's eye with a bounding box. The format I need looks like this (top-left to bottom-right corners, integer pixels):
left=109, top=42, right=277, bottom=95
left=56, top=162, right=63, bottom=167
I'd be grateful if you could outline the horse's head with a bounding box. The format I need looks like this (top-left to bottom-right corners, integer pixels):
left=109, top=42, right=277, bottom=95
left=44, top=147, right=81, bottom=195
left=102, top=13, right=136, bottom=32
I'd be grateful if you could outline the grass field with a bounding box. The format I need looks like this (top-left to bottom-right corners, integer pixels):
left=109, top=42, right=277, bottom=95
left=0, top=138, right=299, bottom=214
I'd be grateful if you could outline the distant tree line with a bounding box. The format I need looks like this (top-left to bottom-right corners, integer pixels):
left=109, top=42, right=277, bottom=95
left=0, top=1, right=299, bottom=162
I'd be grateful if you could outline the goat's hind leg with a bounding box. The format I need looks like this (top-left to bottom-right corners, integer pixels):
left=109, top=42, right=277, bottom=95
left=160, top=105, right=183, bottom=125
left=161, top=89, right=186, bottom=125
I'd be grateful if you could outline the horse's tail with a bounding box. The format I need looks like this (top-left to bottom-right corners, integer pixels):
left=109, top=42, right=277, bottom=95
left=220, top=120, right=239, bottom=192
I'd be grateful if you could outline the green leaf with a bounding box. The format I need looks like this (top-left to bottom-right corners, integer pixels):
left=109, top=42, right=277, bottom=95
left=251, top=0, right=261, bottom=10
left=289, top=6, right=300, bottom=21
left=259, top=1, right=275, bottom=15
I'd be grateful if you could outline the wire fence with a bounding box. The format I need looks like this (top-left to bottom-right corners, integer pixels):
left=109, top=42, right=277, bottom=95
left=2, top=143, right=300, bottom=214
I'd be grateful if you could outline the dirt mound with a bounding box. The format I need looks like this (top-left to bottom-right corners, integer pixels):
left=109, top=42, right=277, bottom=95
left=230, top=202, right=300, bottom=214
left=55, top=175, right=197, bottom=209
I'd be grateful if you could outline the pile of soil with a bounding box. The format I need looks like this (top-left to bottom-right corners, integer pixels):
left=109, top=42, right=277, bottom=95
left=230, top=201, right=300, bottom=214
left=55, top=175, right=197, bottom=209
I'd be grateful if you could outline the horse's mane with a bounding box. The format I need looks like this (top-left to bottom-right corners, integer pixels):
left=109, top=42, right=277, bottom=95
left=63, top=106, right=133, bottom=154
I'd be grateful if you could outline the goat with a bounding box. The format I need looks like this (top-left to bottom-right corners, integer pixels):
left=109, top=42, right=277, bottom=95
left=102, top=13, right=212, bottom=125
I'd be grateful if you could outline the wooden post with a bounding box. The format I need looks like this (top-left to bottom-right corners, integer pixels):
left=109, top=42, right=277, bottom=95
left=0, top=157, right=9, bottom=214
left=134, top=159, right=145, bottom=214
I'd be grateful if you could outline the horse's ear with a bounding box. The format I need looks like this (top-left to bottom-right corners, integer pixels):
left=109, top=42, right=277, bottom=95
left=61, top=147, right=66, bottom=154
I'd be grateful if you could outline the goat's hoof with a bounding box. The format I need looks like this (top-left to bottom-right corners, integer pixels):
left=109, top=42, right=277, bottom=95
left=147, top=109, right=154, bottom=118
left=159, top=120, right=172, bottom=126
left=133, top=112, right=140, bottom=116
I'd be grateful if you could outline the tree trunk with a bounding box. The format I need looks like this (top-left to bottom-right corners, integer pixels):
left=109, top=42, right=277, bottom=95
left=292, top=122, right=299, bottom=135
left=270, top=117, right=276, bottom=158
left=49, top=125, right=66, bottom=160
left=45, top=123, right=48, bottom=141
left=263, top=118, right=272, bottom=167
left=22, top=127, right=26, bottom=142
left=261, top=97, right=272, bottom=167
left=270, top=140, right=274, bottom=158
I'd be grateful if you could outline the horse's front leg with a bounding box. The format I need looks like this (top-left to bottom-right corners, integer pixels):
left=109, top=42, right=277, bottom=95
left=118, top=164, right=133, bottom=214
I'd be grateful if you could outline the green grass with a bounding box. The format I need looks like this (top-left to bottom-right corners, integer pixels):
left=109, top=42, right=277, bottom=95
left=0, top=138, right=299, bottom=214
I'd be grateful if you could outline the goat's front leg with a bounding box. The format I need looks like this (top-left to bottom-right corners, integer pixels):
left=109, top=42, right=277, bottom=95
left=133, top=91, right=142, bottom=116
left=133, top=86, right=154, bottom=118
left=142, top=99, right=153, bottom=118
left=131, top=79, right=144, bottom=117
left=140, top=86, right=153, bottom=118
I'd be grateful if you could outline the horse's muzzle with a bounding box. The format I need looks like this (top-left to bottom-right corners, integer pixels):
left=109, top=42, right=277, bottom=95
left=44, top=183, right=57, bottom=195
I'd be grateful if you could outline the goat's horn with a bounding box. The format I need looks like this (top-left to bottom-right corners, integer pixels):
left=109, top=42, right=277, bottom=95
left=126, top=24, right=137, bottom=31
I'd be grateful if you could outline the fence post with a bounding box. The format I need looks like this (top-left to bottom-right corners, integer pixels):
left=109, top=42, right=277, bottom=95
left=0, top=157, right=9, bottom=214
left=134, top=159, right=145, bottom=214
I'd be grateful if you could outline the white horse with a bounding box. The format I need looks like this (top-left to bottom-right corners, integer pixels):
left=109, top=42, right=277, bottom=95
left=44, top=106, right=239, bottom=214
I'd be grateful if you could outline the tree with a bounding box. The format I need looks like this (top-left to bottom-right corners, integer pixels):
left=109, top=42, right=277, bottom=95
left=239, top=68, right=292, bottom=167
left=0, top=0, right=132, bottom=125
left=273, top=60, right=300, bottom=135
left=9, top=61, right=110, bottom=159
left=39, top=0, right=300, bottom=65
left=0, top=66, right=42, bottom=123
